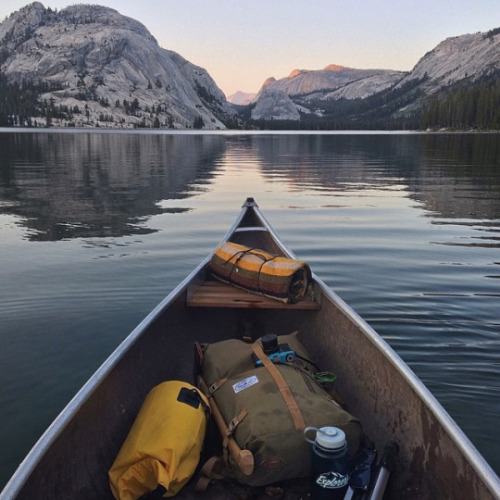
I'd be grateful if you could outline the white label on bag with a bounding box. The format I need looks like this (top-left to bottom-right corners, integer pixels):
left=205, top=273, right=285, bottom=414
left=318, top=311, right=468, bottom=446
left=233, top=375, right=259, bottom=394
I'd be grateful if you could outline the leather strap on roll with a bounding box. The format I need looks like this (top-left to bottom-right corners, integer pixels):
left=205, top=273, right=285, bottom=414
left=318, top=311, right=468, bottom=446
left=251, top=342, right=305, bottom=430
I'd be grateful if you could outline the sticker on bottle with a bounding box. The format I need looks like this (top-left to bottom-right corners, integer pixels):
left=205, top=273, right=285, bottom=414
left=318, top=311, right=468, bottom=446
left=316, top=471, right=349, bottom=489
left=233, top=375, right=259, bottom=394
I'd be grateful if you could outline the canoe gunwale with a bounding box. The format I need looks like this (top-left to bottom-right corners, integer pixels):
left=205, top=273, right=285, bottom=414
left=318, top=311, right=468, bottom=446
left=0, top=264, right=207, bottom=499
left=316, top=278, right=500, bottom=496
left=251, top=198, right=500, bottom=496
left=0, top=201, right=250, bottom=499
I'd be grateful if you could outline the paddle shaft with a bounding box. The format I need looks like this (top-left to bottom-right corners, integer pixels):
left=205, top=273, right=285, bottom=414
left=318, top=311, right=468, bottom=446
left=367, top=442, right=399, bottom=500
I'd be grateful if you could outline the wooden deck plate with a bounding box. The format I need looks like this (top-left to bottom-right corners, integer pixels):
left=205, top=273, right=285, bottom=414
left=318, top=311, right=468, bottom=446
left=186, top=281, right=320, bottom=310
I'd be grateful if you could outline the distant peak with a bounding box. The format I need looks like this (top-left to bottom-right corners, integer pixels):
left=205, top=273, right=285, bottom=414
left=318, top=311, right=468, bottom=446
left=289, top=69, right=310, bottom=78
left=263, top=76, right=277, bottom=86
left=25, top=1, right=45, bottom=11
left=324, top=64, right=346, bottom=72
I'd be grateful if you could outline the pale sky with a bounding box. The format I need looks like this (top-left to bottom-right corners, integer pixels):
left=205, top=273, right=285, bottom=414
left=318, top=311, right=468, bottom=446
left=1, top=1, right=499, bottom=97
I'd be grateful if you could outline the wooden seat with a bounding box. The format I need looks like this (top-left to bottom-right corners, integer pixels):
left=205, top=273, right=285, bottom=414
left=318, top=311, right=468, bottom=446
left=186, top=280, right=321, bottom=310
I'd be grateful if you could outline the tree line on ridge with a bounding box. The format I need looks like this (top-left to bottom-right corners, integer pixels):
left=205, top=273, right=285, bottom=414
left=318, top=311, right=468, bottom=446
left=1, top=69, right=499, bottom=130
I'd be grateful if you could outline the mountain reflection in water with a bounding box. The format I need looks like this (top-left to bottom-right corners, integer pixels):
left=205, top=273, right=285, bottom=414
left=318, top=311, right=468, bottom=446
left=0, top=132, right=226, bottom=240
left=1, top=132, right=499, bottom=241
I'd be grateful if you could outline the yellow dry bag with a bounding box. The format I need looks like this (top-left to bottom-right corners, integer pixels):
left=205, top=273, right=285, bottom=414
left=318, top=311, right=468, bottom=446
left=109, top=380, right=210, bottom=499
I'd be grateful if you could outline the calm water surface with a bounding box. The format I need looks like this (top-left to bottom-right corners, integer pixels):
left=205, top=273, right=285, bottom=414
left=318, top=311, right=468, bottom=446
left=0, top=130, right=499, bottom=488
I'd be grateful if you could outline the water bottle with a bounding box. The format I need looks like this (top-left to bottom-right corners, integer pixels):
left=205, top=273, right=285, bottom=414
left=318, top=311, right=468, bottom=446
left=304, top=426, right=350, bottom=500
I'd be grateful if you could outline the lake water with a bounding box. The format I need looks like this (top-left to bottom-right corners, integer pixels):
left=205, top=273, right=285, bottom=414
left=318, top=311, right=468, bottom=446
left=0, top=130, right=499, bottom=489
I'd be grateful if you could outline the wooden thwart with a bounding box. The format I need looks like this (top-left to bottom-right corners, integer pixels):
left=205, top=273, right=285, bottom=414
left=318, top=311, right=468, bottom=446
left=186, top=280, right=320, bottom=310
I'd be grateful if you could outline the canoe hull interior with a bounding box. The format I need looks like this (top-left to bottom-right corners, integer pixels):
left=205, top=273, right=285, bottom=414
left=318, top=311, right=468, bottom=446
left=3, top=200, right=499, bottom=500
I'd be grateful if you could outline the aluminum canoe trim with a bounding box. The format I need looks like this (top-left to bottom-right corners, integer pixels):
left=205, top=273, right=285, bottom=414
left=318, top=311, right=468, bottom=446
left=250, top=198, right=500, bottom=499
left=0, top=201, right=250, bottom=499
left=0, top=269, right=199, bottom=499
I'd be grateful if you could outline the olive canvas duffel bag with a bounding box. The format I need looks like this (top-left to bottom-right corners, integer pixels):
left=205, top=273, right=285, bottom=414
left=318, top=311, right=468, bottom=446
left=195, top=332, right=362, bottom=487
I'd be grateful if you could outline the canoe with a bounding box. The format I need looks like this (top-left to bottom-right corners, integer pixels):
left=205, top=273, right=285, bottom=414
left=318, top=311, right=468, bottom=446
left=1, top=197, right=499, bottom=500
